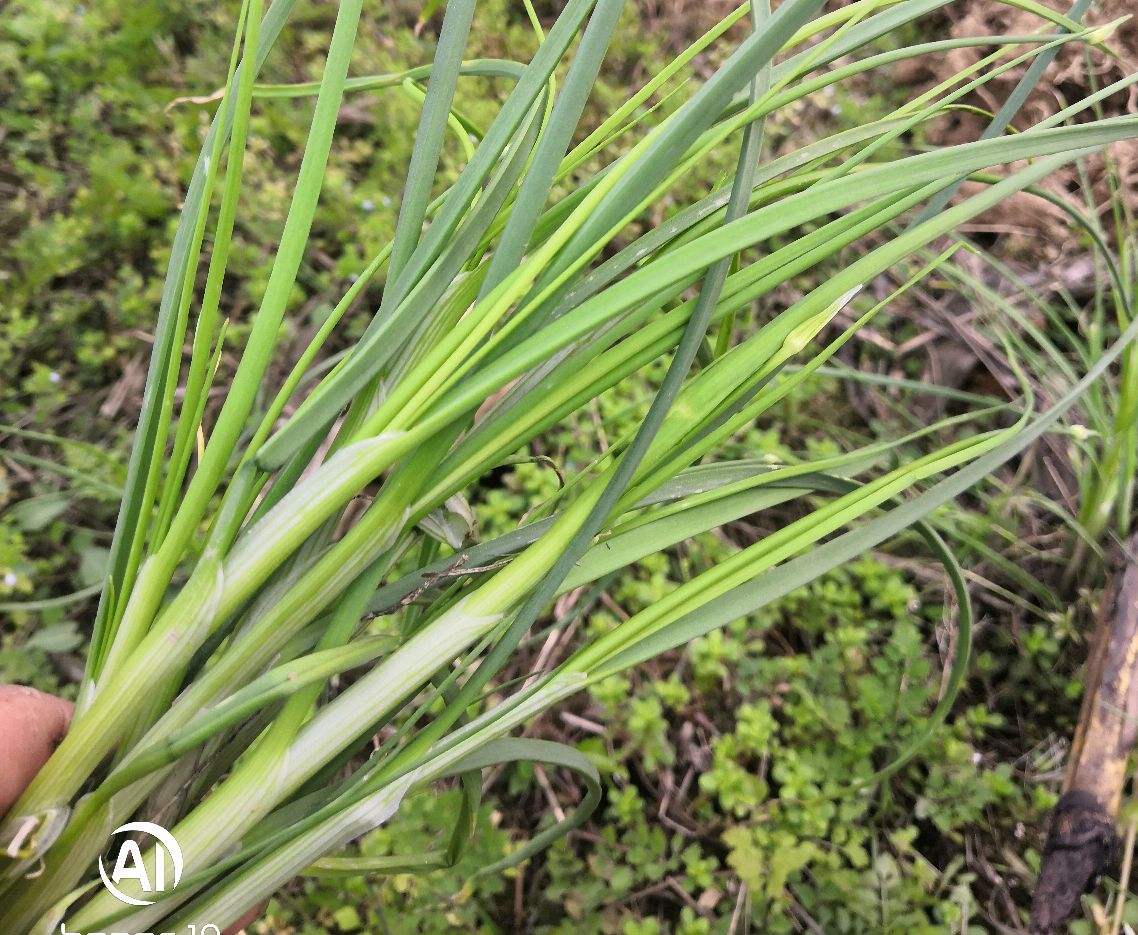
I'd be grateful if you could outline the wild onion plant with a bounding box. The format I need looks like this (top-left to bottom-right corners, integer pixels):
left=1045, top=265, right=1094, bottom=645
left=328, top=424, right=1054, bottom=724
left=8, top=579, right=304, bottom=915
left=2, top=0, right=1138, bottom=931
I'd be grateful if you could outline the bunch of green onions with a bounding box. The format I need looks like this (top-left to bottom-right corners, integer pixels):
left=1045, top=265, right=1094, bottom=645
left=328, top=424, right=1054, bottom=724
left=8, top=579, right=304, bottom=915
left=2, top=0, right=1137, bottom=931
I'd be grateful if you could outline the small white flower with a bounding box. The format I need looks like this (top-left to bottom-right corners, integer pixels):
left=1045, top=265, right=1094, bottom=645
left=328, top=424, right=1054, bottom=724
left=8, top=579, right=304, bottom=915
left=348, top=274, right=359, bottom=283
left=361, top=198, right=375, bottom=212
left=3, top=572, right=18, bottom=588
left=49, top=371, right=61, bottom=384
left=381, top=196, right=393, bottom=208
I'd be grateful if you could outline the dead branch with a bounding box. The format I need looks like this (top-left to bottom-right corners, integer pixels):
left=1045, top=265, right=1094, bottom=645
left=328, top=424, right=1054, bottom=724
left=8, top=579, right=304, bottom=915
left=1030, top=534, right=1138, bottom=933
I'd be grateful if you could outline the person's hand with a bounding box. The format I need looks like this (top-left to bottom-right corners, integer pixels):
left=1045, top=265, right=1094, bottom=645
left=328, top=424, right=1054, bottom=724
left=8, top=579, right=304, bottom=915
left=0, top=685, right=72, bottom=816
left=0, top=684, right=261, bottom=934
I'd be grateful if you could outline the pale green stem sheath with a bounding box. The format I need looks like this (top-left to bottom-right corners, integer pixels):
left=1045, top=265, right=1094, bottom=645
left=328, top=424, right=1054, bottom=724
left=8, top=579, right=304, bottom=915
left=2, top=523, right=412, bottom=925
left=6, top=433, right=410, bottom=827
left=9, top=433, right=449, bottom=922
left=1, top=550, right=223, bottom=860
left=2, top=751, right=197, bottom=932
left=70, top=593, right=509, bottom=928
left=72, top=468, right=613, bottom=924
left=160, top=675, right=586, bottom=935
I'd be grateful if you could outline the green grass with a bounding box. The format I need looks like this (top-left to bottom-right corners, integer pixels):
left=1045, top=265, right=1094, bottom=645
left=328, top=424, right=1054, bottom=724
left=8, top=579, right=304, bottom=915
left=944, top=151, right=1137, bottom=582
